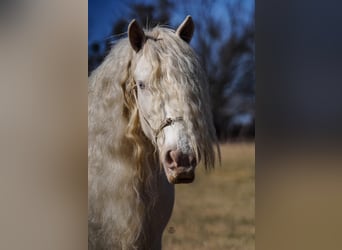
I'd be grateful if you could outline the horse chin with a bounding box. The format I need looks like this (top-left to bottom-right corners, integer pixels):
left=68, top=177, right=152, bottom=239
left=163, top=165, right=195, bottom=184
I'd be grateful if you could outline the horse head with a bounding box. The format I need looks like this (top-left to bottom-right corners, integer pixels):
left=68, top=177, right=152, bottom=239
left=126, top=16, right=217, bottom=184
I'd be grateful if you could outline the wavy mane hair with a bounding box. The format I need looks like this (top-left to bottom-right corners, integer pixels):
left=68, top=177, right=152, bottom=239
left=89, top=16, right=219, bottom=249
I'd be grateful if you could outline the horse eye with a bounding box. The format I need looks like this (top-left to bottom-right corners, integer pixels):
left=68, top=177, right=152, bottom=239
left=137, top=81, right=145, bottom=90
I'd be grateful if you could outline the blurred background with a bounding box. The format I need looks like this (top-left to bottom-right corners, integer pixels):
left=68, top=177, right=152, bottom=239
left=88, top=0, right=255, bottom=142
left=2, top=1, right=342, bottom=250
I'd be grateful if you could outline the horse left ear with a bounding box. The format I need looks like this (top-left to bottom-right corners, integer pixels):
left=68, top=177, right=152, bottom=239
left=176, top=15, right=194, bottom=43
left=128, top=19, right=146, bottom=52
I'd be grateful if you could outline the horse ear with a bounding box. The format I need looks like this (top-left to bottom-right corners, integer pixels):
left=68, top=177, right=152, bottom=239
left=176, top=15, right=194, bottom=43
left=128, top=19, right=146, bottom=52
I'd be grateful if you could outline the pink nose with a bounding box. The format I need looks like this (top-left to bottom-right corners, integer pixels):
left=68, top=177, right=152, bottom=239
left=165, top=149, right=197, bottom=169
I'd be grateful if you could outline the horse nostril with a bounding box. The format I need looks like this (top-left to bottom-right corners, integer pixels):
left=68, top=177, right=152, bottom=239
left=165, top=150, right=174, bottom=165
left=165, top=149, right=196, bottom=168
left=190, top=156, right=197, bottom=167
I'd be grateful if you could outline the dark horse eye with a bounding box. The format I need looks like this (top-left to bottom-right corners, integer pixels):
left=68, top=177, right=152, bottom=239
left=137, top=81, right=145, bottom=90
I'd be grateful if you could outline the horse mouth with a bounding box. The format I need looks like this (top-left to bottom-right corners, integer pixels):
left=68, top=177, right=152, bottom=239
left=164, top=166, right=195, bottom=184
left=172, top=176, right=195, bottom=184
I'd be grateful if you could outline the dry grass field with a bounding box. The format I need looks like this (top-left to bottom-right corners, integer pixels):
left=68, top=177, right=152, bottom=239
left=162, top=143, right=255, bottom=250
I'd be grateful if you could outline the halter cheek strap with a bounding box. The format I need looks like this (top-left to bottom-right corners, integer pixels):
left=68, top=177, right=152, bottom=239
left=142, top=115, right=184, bottom=143
left=132, top=85, right=184, bottom=142
left=155, top=117, right=183, bottom=141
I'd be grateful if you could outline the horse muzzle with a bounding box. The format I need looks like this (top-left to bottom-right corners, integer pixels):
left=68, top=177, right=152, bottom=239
left=163, top=149, right=197, bottom=184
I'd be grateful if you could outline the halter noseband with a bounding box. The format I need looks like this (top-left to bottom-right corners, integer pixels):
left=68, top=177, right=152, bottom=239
left=142, top=116, right=184, bottom=143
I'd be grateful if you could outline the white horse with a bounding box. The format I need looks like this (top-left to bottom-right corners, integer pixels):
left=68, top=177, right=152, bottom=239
left=88, top=16, right=219, bottom=249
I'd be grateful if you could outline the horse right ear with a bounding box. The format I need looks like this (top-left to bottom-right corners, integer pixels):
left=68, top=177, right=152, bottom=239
left=128, top=19, right=146, bottom=52
left=176, top=15, right=194, bottom=43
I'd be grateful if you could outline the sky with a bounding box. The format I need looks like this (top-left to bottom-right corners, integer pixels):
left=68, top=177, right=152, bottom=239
left=88, top=0, right=254, bottom=46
